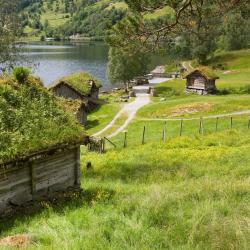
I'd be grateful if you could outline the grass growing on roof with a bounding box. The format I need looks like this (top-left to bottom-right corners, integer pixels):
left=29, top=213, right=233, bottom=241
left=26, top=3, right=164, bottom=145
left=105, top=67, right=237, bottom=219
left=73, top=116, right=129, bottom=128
left=184, top=66, right=219, bottom=80
left=0, top=75, right=85, bottom=163
left=51, top=72, right=101, bottom=96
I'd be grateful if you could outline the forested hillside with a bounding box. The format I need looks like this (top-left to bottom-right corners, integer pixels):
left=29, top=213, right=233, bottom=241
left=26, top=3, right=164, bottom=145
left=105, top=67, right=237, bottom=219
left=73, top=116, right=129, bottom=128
left=19, top=0, right=127, bottom=41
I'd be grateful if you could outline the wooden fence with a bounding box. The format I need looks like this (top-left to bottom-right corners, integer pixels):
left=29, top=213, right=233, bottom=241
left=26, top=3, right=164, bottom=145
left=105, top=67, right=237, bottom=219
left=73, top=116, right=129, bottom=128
left=94, top=114, right=250, bottom=152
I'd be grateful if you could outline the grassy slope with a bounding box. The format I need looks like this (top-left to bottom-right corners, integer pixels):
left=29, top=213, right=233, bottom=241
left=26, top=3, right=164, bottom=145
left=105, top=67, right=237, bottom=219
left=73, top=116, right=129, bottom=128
left=144, top=6, right=174, bottom=19
left=22, top=0, right=126, bottom=41
left=1, top=51, right=250, bottom=248
left=86, top=90, right=128, bottom=135
left=139, top=50, right=250, bottom=120
left=86, top=103, right=121, bottom=135
left=0, top=131, right=249, bottom=249
left=212, top=49, right=250, bottom=90
left=108, top=50, right=250, bottom=146
left=23, top=0, right=71, bottom=41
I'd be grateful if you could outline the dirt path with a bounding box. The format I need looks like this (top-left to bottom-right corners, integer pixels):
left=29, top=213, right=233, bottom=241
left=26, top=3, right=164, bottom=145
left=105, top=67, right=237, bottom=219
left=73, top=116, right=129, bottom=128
left=93, top=78, right=171, bottom=138
left=93, top=94, right=150, bottom=138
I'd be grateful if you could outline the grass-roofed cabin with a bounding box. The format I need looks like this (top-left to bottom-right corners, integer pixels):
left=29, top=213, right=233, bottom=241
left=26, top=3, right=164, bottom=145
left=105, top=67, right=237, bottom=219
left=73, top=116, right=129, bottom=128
left=0, top=75, right=86, bottom=214
left=59, top=98, right=87, bottom=126
left=49, top=72, right=102, bottom=110
left=184, top=67, right=219, bottom=95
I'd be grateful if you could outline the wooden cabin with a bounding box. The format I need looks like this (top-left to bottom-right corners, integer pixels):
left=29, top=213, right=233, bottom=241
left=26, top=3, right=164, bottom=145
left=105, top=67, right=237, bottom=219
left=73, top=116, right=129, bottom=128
left=48, top=72, right=102, bottom=110
left=0, top=75, right=86, bottom=215
left=184, top=67, right=219, bottom=95
left=59, top=98, right=87, bottom=126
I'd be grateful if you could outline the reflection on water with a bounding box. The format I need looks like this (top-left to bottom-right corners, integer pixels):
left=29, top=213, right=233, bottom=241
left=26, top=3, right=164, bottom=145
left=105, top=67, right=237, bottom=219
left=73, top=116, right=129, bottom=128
left=24, top=41, right=172, bottom=88
left=24, top=42, right=109, bottom=87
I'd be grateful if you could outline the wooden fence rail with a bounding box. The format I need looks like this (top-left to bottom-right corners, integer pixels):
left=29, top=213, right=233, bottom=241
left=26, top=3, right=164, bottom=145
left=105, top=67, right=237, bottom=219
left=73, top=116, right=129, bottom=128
left=94, top=115, right=250, bottom=152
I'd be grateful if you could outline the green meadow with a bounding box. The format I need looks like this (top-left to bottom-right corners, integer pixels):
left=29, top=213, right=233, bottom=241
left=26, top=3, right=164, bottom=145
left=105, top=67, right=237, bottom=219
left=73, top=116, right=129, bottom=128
left=0, top=130, right=249, bottom=249
left=0, top=50, right=250, bottom=249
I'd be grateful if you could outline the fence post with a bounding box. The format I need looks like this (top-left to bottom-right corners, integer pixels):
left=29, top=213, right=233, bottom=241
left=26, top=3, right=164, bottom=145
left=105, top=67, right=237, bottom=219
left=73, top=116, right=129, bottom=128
left=180, top=119, right=184, bottom=136
left=101, top=138, right=105, bottom=153
left=163, top=121, right=167, bottom=142
left=142, top=126, right=146, bottom=145
left=124, top=131, right=127, bottom=148
left=230, top=116, right=233, bottom=129
left=99, top=139, right=103, bottom=154
left=199, top=117, right=204, bottom=135
left=216, top=117, right=219, bottom=132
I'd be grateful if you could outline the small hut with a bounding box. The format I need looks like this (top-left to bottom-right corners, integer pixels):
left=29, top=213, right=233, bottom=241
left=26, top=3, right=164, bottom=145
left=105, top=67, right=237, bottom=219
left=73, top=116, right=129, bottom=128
left=0, top=75, right=86, bottom=214
left=184, top=67, right=219, bottom=95
left=59, top=98, right=87, bottom=126
left=48, top=72, right=102, bottom=110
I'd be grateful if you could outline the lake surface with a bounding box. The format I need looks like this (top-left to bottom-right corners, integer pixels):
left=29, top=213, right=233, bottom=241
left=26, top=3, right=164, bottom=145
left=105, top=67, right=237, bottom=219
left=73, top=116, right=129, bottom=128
left=24, top=41, right=171, bottom=88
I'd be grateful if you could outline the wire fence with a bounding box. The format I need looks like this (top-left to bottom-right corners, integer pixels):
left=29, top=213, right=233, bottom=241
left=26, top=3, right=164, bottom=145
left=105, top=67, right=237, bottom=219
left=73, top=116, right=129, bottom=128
left=89, top=113, right=250, bottom=153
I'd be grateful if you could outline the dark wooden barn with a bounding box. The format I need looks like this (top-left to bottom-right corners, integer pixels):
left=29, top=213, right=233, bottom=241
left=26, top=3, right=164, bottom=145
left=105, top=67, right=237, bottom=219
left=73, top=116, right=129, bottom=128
left=48, top=72, right=102, bottom=110
left=184, top=67, right=219, bottom=95
left=0, top=75, right=86, bottom=215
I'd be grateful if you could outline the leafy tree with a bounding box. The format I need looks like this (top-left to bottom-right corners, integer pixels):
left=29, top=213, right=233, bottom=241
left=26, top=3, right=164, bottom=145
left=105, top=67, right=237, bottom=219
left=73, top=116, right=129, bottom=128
left=107, top=47, right=150, bottom=90
left=222, top=13, right=249, bottom=51
left=0, top=0, right=22, bottom=70
left=108, top=0, right=248, bottom=63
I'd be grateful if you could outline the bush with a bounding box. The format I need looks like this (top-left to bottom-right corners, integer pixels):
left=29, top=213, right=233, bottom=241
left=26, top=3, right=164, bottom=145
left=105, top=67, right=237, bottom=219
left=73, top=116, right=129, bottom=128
left=240, top=85, right=250, bottom=94
left=13, top=67, right=31, bottom=84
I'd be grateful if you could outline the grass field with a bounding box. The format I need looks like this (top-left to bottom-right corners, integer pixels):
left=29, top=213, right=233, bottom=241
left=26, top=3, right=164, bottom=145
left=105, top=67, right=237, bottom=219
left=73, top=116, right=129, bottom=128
left=1, top=49, right=250, bottom=248
left=0, top=130, right=249, bottom=249
left=86, top=103, right=121, bottom=135
left=137, top=50, right=250, bottom=119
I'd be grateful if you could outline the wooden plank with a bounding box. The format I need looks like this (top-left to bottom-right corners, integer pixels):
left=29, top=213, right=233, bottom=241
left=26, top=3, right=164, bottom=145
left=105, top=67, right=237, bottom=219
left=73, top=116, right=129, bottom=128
left=74, top=147, right=81, bottom=187
left=0, top=148, right=81, bottom=213
left=30, top=162, right=36, bottom=195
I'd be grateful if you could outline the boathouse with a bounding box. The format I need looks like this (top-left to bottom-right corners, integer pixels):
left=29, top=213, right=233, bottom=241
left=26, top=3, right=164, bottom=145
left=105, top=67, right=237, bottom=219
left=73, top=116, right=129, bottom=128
left=49, top=72, right=102, bottom=110
left=0, top=75, right=86, bottom=214
left=184, top=67, right=219, bottom=95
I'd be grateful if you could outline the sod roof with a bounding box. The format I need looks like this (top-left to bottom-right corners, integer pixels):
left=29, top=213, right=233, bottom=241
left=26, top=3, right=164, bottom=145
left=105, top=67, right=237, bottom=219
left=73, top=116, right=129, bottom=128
left=184, top=66, right=219, bottom=80
left=57, top=97, right=86, bottom=115
left=48, top=72, right=102, bottom=96
left=0, top=75, right=86, bottom=164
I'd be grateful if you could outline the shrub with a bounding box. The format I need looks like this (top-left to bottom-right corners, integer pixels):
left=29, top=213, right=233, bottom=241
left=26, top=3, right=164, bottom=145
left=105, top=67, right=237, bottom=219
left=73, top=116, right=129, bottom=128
left=13, top=67, right=31, bottom=84
left=240, top=85, right=250, bottom=94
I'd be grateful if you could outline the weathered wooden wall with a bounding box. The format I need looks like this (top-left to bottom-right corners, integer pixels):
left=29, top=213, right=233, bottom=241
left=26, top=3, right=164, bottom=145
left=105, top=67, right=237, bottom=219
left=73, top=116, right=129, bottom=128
left=76, top=107, right=87, bottom=126
left=186, top=72, right=216, bottom=95
left=0, top=147, right=81, bottom=213
left=53, top=84, right=82, bottom=100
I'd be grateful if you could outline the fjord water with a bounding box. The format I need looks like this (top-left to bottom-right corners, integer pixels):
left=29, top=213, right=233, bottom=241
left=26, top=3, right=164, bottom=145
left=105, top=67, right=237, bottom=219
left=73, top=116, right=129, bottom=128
left=24, top=41, right=171, bottom=88
left=24, top=41, right=109, bottom=87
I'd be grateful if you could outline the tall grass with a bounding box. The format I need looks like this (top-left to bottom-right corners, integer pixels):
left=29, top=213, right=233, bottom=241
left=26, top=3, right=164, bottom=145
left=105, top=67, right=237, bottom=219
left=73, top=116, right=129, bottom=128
left=1, top=131, right=249, bottom=249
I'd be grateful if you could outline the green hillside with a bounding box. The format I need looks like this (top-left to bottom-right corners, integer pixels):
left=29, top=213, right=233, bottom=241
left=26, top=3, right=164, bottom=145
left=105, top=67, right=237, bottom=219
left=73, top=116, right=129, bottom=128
left=20, top=0, right=127, bottom=41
